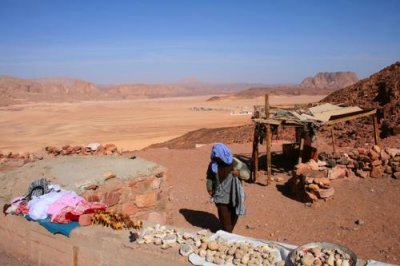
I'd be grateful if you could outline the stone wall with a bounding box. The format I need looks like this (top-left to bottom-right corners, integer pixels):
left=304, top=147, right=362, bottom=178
left=0, top=212, right=185, bottom=266
left=82, top=171, right=171, bottom=224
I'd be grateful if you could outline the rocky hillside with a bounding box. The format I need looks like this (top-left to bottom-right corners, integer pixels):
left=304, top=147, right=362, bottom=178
left=300, top=71, right=358, bottom=91
left=323, top=61, right=400, bottom=136
left=233, top=85, right=301, bottom=99
left=145, top=125, right=255, bottom=149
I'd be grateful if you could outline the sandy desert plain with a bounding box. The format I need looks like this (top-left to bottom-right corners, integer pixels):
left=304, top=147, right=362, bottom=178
left=0, top=94, right=324, bottom=153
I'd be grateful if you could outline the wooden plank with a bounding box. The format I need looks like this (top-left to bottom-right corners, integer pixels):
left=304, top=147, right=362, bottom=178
left=325, top=109, right=376, bottom=125
left=372, top=114, right=380, bottom=146
left=265, top=94, right=272, bottom=185
left=73, top=246, right=78, bottom=266
left=252, top=118, right=281, bottom=125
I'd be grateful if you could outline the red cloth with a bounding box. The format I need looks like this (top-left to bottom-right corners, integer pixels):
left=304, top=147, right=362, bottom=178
left=51, top=201, right=106, bottom=223
left=15, top=201, right=29, bottom=215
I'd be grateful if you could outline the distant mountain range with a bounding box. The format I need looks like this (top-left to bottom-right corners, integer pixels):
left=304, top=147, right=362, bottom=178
left=0, top=70, right=359, bottom=106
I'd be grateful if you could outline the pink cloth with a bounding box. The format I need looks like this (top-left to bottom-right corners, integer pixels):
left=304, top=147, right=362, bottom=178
left=51, top=201, right=107, bottom=223
left=47, top=192, right=84, bottom=217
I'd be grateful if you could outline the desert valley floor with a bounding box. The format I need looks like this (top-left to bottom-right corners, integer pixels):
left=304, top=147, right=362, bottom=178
left=0, top=95, right=324, bottom=153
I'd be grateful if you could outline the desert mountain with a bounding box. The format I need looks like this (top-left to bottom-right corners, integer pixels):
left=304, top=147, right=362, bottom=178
left=226, top=71, right=358, bottom=100
left=299, top=71, right=358, bottom=91
left=322, top=61, right=400, bottom=135
left=0, top=76, right=102, bottom=106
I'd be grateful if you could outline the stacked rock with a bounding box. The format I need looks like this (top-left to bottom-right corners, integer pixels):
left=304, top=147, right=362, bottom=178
left=289, top=160, right=339, bottom=202
left=289, top=145, right=400, bottom=203
left=0, top=151, right=43, bottom=165
left=44, top=143, right=121, bottom=156
left=319, top=145, right=400, bottom=179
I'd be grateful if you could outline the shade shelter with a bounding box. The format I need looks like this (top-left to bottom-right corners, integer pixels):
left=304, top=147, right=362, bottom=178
left=251, top=95, right=379, bottom=184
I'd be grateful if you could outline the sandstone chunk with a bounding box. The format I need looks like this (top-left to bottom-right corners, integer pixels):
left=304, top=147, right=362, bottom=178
left=135, top=192, right=157, bottom=208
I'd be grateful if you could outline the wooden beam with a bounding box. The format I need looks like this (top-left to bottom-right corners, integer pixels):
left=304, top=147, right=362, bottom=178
left=73, top=246, right=78, bottom=266
left=265, top=94, right=272, bottom=185
left=372, top=114, right=380, bottom=146
left=252, top=123, right=259, bottom=182
left=324, top=109, right=376, bottom=125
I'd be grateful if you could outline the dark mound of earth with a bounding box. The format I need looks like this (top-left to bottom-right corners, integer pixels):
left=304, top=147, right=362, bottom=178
left=145, top=124, right=255, bottom=149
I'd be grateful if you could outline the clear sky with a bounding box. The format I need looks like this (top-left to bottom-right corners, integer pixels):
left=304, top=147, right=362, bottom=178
left=0, top=0, right=399, bottom=84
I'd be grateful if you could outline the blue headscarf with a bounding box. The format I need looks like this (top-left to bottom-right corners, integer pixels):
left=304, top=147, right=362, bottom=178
left=210, top=143, right=233, bottom=173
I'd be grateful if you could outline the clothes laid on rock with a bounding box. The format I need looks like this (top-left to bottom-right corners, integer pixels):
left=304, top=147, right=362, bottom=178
left=51, top=199, right=106, bottom=224
left=4, top=178, right=107, bottom=226
left=25, top=178, right=53, bottom=200
left=28, top=191, right=68, bottom=220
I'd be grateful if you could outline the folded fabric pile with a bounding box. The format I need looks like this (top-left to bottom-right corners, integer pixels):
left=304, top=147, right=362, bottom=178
left=3, top=178, right=107, bottom=224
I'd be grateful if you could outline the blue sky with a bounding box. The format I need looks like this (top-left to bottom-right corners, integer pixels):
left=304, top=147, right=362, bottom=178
left=0, top=0, right=399, bottom=84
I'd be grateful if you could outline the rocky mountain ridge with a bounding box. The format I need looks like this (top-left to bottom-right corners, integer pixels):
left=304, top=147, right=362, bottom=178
left=322, top=61, right=400, bottom=136
left=300, top=71, right=358, bottom=90
left=0, top=76, right=253, bottom=106
left=0, top=70, right=359, bottom=106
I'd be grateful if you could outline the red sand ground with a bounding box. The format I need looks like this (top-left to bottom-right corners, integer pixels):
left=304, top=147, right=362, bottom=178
left=1, top=140, right=399, bottom=265
left=136, top=142, right=400, bottom=264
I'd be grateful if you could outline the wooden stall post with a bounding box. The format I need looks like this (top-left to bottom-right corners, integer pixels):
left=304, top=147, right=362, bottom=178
left=265, top=94, right=272, bottom=185
left=298, top=137, right=304, bottom=164
left=372, top=114, right=380, bottom=146
left=73, top=246, right=78, bottom=266
left=252, top=124, right=259, bottom=182
left=330, top=127, right=336, bottom=154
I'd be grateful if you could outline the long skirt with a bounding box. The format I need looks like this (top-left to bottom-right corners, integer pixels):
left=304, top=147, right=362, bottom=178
left=216, top=203, right=238, bottom=233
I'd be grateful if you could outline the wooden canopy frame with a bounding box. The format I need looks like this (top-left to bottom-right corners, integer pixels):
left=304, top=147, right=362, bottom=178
left=251, top=95, right=379, bottom=185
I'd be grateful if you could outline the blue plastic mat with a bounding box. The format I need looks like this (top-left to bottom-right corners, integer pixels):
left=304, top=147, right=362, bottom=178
left=25, top=216, right=79, bottom=237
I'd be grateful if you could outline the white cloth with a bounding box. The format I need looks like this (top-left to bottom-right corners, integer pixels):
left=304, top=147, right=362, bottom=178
left=28, top=191, right=72, bottom=220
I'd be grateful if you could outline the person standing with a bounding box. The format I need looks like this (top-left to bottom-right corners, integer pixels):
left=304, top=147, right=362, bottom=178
left=206, top=143, right=246, bottom=233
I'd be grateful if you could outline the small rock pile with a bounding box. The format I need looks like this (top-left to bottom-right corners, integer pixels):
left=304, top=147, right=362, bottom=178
left=136, top=224, right=285, bottom=266
left=45, top=143, right=122, bottom=156
left=291, top=246, right=353, bottom=266
left=0, top=151, right=43, bottom=165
